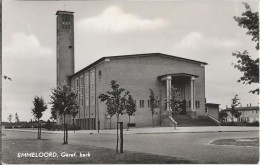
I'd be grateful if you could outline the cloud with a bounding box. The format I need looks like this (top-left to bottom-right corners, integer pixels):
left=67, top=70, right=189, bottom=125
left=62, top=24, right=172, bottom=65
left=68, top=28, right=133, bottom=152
left=4, top=32, right=53, bottom=57
left=172, top=32, right=239, bottom=60
left=76, top=6, right=170, bottom=33
left=3, top=32, right=55, bottom=122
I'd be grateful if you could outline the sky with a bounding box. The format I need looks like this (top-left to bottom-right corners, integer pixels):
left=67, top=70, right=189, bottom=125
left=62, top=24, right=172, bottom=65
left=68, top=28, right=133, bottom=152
left=2, top=1, right=259, bottom=122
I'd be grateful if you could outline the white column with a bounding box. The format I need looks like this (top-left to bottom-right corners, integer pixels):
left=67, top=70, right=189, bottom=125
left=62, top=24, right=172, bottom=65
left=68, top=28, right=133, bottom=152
left=166, top=76, right=172, bottom=111
left=190, top=77, right=195, bottom=111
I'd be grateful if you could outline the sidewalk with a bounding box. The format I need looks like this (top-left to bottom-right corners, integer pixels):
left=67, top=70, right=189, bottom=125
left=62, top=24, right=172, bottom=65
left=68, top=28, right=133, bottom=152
left=4, top=126, right=259, bottom=135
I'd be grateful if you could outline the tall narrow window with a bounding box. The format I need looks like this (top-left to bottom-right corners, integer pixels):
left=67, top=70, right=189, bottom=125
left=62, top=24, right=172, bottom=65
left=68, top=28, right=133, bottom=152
left=90, top=70, right=95, bottom=105
left=71, top=79, right=74, bottom=91
left=140, top=100, right=144, bottom=108
left=76, top=78, right=79, bottom=103
left=85, top=73, right=89, bottom=106
left=80, top=76, right=84, bottom=106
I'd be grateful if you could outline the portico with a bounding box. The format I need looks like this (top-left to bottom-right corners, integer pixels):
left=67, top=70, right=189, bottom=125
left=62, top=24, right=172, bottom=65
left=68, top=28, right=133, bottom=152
left=158, top=73, right=198, bottom=118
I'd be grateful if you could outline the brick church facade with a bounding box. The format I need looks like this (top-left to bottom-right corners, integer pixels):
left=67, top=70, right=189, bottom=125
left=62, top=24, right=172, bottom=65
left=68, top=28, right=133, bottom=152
left=56, top=11, right=209, bottom=130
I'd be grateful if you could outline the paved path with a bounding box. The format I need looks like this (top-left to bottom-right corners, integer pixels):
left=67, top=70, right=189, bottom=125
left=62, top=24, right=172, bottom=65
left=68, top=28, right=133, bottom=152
left=5, top=126, right=259, bottom=135
left=3, top=127, right=259, bottom=164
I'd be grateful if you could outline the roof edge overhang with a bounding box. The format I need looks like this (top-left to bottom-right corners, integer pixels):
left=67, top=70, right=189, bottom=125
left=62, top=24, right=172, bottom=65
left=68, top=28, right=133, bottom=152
left=69, top=53, right=207, bottom=79
left=158, top=73, right=199, bottom=81
left=56, top=10, right=74, bottom=15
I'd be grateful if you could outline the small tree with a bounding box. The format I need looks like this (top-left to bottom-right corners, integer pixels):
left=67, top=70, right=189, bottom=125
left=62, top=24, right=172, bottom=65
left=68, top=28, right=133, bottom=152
left=219, top=110, right=228, bottom=122
left=106, top=99, right=117, bottom=130
left=50, top=107, right=58, bottom=121
left=232, top=3, right=259, bottom=94
left=32, top=96, right=48, bottom=139
left=50, top=83, right=79, bottom=144
left=7, top=114, right=12, bottom=123
left=234, top=111, right=242, bottom=122
left=98, top=80, right=127, bottom=153
left=149, top=89, right=158, bottom=128
left=15, top=112, right=19, bottom=123
left=125, top=91, right=136, bottom=131
left=168, top=86, right=183, bottom=115
left=230, top=94, right=240, bottom=123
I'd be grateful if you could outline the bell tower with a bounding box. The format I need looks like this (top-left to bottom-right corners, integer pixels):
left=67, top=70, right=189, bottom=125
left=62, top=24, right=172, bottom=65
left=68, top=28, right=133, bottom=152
left=56, top=11, right=74, bottom=86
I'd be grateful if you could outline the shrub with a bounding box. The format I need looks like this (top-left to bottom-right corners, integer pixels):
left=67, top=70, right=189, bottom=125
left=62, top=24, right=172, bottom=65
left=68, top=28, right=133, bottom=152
left=221, top=121, right=259, bottom=126
left=5, top=125, right=13, bottom=129
left=45, top=124, right=81, bottom=131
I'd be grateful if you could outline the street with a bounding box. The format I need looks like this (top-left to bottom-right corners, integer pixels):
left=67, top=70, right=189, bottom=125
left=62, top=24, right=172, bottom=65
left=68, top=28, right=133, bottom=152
left=2, top=129, right=259, bottom=164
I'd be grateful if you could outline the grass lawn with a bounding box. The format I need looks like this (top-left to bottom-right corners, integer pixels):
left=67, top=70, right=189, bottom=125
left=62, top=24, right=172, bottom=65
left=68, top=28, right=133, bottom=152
left=3, top=138, right=195, bottom=164
left=211, top=138, right=259, bottom=147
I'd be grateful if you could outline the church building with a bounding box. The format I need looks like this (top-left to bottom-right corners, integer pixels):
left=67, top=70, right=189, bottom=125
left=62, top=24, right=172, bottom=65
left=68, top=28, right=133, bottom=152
left=56, top=11, right=211, bottom=130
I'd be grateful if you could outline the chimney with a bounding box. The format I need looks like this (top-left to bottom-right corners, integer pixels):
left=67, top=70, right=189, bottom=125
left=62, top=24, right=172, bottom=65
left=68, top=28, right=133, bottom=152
left=247, top=104, right=248, bottom=107
left=226, top=105, right=228, bottom=109
left=250, top=103, right=251, bottom=107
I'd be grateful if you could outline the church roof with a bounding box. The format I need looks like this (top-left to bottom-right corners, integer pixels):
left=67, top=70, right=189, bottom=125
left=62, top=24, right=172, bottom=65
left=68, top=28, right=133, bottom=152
left=70, top=53, right=208, bottom=78
left=56, top=10, right=74, bottom=15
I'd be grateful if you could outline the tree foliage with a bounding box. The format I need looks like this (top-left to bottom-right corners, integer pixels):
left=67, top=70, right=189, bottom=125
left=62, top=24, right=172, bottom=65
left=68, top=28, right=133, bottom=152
left=50, top=83, right=79, bottom=120
left=7, top=114, right=12, bottom=123
left=149, top=89, right=158, bottom=128
left=125, top=91, right=136, bottom=130
left=32, top=96, right=47, bottom=139
left=50, top=83, right=79, bottom=144
left=230, top=94, right=240, bottom=122
left=233, top=111, right=242, bottom=122
left=232, top=3, right=259, bottom=94
left=219, top=110, right=228, bottom=122
left=32, top=96, right=48, bottom=122
left=15, top=112, right=20, bottom=123
left=168, top=86, right=183, bottom=114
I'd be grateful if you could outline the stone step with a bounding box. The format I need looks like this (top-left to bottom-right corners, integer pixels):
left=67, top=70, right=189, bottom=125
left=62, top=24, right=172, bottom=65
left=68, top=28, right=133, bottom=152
left=173, top=115, right=219, bottom=127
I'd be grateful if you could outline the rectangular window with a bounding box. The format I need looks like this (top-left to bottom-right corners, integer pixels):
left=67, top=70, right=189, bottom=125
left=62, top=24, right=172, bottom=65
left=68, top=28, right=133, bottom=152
left=80, top=76, right=84, bottom=106
left=85, top=73, right=89, bottom=106
left=80, top=76, right=84, bottom=95
left=71, top=79, right=74, bottom=91
left=140, top=100, right=144, bottom=108
left=90, top=70, right=95, bottom=105
left=189, top=100, right=191, bottom=108
left=76, top=78, right=79, bottom=102
left=195, top=101, right=200, bottom=108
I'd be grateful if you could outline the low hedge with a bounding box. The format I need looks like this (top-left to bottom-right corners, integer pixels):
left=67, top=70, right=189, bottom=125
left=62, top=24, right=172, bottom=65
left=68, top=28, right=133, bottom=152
left=221, top=121, right=259, bottom=126
left=45, top=123, right=81, bottom=131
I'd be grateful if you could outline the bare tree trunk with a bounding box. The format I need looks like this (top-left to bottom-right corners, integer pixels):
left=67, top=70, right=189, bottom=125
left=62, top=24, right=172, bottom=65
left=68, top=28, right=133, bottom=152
left=116, top=115, right=119, bottom=153
left=38, top=118, right=40, bottom=139
left=63, top=114, right=66, bottom=144
left=152, top=113, right=154, bottom=128
left=127, top=115, right=130, bottom=131
left=110, top=117, right=111, bottom=130
left=73, top=118, right=75, bottom=133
